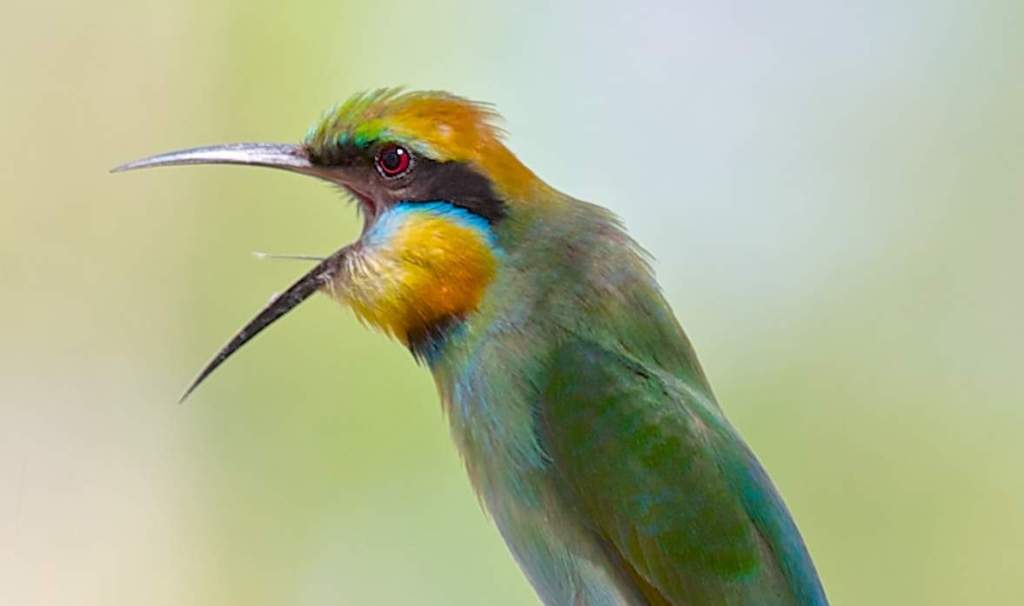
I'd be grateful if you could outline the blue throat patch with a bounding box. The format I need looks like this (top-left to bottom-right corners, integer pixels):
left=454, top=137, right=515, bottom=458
left=366, top=201, right=499, bottom=248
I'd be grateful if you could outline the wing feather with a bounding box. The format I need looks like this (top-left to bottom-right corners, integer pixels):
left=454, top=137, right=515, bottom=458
left=539, top=340, right=827, bottom=606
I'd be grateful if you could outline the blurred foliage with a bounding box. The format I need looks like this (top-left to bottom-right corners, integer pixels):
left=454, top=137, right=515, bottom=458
left=1, top=1, right=1022, bottom=605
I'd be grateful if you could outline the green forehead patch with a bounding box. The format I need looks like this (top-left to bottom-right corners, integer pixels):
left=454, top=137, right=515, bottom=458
left=305, top=88, right=418, bottom=152
left=302, top=88, right=503, bottom=164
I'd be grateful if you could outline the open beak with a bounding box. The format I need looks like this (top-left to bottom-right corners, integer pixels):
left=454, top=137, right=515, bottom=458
left=113, top=143, right=348, bottom=402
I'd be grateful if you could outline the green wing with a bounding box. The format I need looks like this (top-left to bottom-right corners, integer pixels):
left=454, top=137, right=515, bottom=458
left=539, top=339, right=827, bottom=606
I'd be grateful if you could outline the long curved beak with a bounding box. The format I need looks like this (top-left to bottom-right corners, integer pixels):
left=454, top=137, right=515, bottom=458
left=177, top=250, right=347, bottom=403
left=113, top=142, right=344, bottom=402
left=111, top=142, right=317, bottom=175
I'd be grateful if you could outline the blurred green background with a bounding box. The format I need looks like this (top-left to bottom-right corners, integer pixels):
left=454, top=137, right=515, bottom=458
left=2, top=1, right=1022, bottom=604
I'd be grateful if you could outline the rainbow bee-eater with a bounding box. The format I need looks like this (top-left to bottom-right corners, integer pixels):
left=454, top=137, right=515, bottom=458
left=114, top=89, right=828, bottom=606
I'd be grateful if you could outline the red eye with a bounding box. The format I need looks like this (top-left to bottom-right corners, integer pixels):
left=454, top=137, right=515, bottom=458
left=375, top=144, right=412, bottom=177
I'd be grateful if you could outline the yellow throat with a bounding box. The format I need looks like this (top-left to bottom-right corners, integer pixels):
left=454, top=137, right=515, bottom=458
left=333, top=202, right=499, bottom=344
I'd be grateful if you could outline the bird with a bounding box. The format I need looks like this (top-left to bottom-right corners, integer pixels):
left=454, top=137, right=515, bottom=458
left=113, top=88, right=829, bottom=605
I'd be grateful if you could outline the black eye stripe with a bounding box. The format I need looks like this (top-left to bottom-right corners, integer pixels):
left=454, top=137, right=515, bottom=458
left=398, top=159, right=506, bottom=224
left=309, top=141, right=506, bottom=224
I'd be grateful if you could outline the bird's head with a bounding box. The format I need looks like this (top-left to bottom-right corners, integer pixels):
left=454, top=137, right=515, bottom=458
left=114, top=89, right=547, bottom=399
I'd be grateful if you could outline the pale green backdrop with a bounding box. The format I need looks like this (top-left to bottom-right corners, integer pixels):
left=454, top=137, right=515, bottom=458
left=2, top=1, right=1022, bottom=604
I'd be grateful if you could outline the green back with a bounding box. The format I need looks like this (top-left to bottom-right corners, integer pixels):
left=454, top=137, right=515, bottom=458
left=539, top=338, right=827, bottom=605
left=437, top=192, right=828, bottom=605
